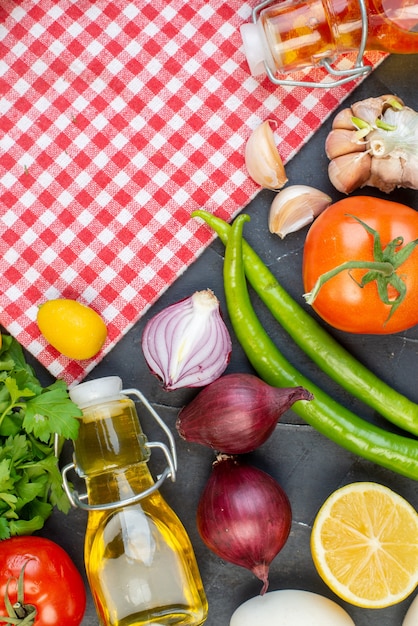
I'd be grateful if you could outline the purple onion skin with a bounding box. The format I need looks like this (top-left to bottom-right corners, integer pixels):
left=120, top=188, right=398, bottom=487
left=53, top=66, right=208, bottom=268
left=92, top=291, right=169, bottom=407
left=197, top=455, right=292, bottom=594
left=176, top=373, right=313, bottom=453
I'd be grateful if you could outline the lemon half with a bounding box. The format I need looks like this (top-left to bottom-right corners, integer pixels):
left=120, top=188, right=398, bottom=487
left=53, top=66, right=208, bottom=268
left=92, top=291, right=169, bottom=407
left=311, top=481, right=418, bottom=609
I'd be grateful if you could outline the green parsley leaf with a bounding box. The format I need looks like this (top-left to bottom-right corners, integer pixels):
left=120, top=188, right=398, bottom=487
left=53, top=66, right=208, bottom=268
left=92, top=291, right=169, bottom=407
left=0, top=334, right=82, bottom=537
left=0, top=515, right=10, bottom=539
left=4, top=376, right=35, bottom=405
left=0, top=457, right=13, bottom=492
left=24, top=380, right=80, bottom=441
left=8, top=515, right=46, bottom=537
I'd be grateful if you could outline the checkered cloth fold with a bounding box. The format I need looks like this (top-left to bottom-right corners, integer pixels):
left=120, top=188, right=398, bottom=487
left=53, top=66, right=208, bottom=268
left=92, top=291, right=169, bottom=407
left=0, top=0, right=386, bottom=384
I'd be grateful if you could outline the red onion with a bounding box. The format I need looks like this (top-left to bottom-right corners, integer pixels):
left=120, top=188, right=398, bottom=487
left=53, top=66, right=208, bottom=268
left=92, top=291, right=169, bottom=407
left=176, top=373, right=313, bottom=453
left=141, top=289, right=232, bottom=391
left=197, top=455, right=292, bottom=594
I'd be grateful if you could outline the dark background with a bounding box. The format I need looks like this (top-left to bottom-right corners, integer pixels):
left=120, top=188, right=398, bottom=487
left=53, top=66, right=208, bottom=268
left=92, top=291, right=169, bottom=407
left=9, top=53, right=418, bottom=625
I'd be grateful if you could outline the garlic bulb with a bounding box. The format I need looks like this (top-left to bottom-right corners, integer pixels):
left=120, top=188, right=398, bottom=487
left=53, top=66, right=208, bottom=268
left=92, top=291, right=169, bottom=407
left=245, top=121, right=288, bottom=190
left=141, top=289, right=232, bottom=391
left=268, top=185, right=332, bottom=238
left=325, top=94, right=418, bottom=194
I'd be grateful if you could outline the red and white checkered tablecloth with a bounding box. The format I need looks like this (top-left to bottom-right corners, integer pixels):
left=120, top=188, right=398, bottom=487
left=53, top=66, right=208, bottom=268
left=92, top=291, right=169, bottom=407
left=0, top=0, right=386, bottom=385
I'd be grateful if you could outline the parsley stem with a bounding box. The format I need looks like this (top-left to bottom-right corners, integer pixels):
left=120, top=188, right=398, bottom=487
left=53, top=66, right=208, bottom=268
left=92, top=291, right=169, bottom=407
left=0, top=401, right=25, bottom=428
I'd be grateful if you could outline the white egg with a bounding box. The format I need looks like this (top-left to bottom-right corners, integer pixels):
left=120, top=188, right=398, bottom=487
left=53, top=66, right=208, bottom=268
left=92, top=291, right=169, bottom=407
left=403, top=592, right=418, bottom=626
left=229, top=589, right=356, bottom=626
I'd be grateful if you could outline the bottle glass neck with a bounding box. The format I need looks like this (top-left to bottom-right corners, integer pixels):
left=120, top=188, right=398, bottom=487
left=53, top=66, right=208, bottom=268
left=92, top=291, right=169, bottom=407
left=74, top=398, right=151, bottom=478
left=85, top=464, right=155, bottom=507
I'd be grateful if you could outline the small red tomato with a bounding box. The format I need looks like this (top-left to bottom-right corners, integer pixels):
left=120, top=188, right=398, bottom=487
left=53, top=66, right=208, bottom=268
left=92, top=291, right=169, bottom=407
left=0, top=536, right=86, bottom=626
left=303, top=196, right=418, bottom=334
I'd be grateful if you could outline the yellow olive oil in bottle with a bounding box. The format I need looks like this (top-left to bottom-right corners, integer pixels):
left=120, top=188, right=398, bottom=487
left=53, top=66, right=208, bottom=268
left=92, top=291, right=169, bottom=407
left=67, top=376, right=208, bottom=626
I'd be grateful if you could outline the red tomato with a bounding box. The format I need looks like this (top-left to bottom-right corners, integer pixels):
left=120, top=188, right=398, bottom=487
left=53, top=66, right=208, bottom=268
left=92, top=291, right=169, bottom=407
left=302, top=196, right=418, bottom=334
left=0, top=536, right=86, bottom=625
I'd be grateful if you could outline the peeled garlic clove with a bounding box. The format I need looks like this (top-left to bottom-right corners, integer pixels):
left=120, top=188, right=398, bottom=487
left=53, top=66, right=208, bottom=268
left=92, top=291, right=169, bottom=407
left=268, top=185, right=332, bottom=239
left=245, top=120, right=288, bottom=190
left=328, top=152, right=372, bottom=195
left=325, top=128, right=367, bottom=160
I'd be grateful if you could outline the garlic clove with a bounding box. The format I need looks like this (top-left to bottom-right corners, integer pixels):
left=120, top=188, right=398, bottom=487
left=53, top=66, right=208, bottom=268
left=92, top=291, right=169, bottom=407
left=331, top=107, right=357, bottom=130
left=325, top=128, right=367, bottom=160
left=401, top=155, right=418, bottom=190
left=328, top=152, right=372, bottom=195
left=245, top=120, right=288, bottom=190
left=350, top=95, right=404, bottom=127
left=268, top=185, right=332, bottom=239
left=366, top=154, right=402, bottom=193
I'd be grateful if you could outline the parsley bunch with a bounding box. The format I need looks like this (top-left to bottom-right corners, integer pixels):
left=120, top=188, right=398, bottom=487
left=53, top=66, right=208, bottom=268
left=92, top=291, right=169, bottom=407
left=0, top=334, right=82, bottom=539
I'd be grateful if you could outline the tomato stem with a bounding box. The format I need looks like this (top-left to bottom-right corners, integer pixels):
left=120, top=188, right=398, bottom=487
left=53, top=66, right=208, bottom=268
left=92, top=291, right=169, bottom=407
left=12, top=604, right=26, bottom=619
left=303, top=259, right=394, bottom=304
left=2, top=561, right=37, bottom=626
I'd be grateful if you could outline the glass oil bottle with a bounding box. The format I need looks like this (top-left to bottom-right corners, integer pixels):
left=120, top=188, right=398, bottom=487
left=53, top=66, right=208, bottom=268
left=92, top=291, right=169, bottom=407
left=241, top=0, right=418, bottom=86
left=62, top=376, right=208, bottom=626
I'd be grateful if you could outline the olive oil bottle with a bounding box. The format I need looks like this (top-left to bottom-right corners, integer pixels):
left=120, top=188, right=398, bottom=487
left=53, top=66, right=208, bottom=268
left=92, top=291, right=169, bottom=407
left=67, top=376, right=208, bottom=626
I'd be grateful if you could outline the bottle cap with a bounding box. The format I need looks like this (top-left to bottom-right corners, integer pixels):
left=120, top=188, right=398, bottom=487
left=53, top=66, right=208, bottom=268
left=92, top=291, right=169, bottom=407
left=240, top=22, right=275, bottom=77
left=69, top=376, right=123, bottom=409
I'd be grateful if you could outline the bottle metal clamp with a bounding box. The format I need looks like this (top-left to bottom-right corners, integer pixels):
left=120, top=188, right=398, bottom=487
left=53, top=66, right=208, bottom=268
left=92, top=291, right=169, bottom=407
left=62, top=387, right=177, bottom=512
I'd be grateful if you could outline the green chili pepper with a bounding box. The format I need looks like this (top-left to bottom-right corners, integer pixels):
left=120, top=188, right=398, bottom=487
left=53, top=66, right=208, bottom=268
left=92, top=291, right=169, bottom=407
left=221, top=213, right=418, bottom=480
left=192, top=209, right=418, bottom=437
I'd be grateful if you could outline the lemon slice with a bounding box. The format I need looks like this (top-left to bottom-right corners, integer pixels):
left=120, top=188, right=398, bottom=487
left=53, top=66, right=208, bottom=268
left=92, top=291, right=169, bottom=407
left=311, top=482, right=418, bottom=609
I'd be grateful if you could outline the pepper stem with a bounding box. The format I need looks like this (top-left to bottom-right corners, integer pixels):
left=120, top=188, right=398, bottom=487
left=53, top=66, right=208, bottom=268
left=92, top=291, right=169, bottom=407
left=303, top=214, right=418, bottom=324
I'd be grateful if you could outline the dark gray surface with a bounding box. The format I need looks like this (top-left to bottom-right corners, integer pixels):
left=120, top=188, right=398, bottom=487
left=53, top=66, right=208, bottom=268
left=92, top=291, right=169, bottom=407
left=18, top=54, right=418, bottom=625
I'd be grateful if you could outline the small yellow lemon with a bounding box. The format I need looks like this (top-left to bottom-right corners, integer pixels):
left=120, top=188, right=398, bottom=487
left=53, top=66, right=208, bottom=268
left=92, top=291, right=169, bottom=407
left=37, top=299, right=107, bottom=360
left=311, top=482, right=418, bottom=609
